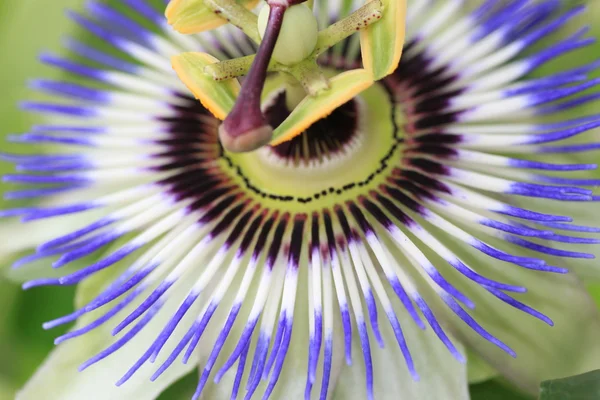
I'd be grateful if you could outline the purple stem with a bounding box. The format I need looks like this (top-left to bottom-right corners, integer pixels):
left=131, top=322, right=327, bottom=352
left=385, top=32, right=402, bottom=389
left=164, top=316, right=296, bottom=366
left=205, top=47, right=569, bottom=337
left=219, top=4, right=287, bottom=153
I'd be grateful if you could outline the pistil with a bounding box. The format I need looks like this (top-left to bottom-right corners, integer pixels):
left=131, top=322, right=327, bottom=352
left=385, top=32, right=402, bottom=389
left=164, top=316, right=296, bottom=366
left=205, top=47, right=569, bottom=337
left=218, top=2, right=290, bottom=153
left=193, top=0, right=384, bottom=153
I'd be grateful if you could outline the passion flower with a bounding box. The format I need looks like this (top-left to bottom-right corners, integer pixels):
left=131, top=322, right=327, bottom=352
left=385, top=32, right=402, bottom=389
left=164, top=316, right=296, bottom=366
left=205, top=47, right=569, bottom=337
left=3, top=1, right=600, bottom=400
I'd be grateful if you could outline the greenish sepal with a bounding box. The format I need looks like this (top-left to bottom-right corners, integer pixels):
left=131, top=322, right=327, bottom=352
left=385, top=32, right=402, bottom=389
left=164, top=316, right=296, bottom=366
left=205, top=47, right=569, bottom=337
left=166, top=0, right=259, bottom=38
left=203, top=0, right=261, bottom=43
left=172, top=52, right=241, bottom=120
left=360, top=0, right=407, bottom=80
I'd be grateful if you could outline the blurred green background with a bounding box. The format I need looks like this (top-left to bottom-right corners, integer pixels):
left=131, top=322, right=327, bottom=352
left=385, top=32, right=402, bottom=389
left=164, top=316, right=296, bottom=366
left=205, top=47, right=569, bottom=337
left=1, top=1, right=600, bottom=399
left=0, top=1, right=83, bottom=396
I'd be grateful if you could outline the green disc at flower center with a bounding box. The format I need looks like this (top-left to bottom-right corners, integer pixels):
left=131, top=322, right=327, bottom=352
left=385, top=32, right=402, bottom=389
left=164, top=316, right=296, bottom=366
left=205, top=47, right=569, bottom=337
left=223, top=80, right=401, bottom=212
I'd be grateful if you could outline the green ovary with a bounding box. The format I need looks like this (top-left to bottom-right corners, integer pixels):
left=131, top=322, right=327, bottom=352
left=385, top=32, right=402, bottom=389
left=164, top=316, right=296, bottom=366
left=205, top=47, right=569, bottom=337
left=257, top=3, right=319, bottom=66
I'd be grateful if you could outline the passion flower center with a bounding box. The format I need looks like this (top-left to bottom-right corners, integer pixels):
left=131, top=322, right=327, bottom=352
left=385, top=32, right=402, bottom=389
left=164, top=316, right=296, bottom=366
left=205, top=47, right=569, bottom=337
left=264, top=90, right=360, bottom=164
left=223, top=81, right=401, bottom=206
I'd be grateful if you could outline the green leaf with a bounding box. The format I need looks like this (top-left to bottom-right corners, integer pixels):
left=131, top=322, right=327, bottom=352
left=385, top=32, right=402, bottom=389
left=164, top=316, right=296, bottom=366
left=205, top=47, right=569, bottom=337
left=0, top=377, right=16, bottom=400
left=10, top=285, right=76, bottom=384
left=540, top=370, right=600, bottom=400
left=156, top=371, right=198, bottom=399
left=470, top=380, right=533, bottom=400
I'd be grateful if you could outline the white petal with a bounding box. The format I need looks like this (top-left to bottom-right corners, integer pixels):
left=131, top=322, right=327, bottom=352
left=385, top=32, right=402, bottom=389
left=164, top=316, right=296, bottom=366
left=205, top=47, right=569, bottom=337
left=1, top=187, right=119, bottom=283
left=333, top=285, right=470, bottom=400
left=200, top=263, right=346, bottom=400
left=434, top=241, right=600, bottom=394
left=16, top=246, right=224, bottom=400
left=510, top=194, right=600, bottom=281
